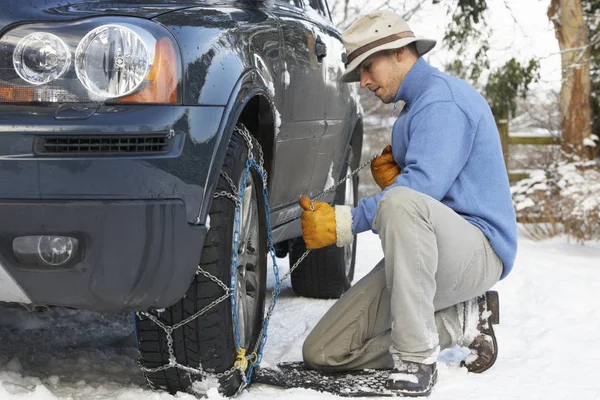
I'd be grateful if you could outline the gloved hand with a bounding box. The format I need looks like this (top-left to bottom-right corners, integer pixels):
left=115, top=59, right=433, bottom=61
left=371, top=144, right=401, bottom=190
left=299, top=197, right=353, bottom=249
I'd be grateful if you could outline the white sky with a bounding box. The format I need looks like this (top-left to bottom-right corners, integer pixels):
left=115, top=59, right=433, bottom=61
left=425, top=0, right=561, bottom=94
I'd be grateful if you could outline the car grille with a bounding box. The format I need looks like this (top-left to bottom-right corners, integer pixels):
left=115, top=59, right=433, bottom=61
left=34, top=134, right=171, bottom=156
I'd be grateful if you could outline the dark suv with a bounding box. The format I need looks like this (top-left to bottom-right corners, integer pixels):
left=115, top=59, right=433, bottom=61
left=0, top=0, right=363, bottom=396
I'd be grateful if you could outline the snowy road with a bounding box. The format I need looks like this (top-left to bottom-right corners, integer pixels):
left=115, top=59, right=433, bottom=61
left=0, top=230, right=599, bottom=400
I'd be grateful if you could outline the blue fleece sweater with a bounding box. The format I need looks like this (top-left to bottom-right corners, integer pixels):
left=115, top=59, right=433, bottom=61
left=351, top=58, right=517, bottom=279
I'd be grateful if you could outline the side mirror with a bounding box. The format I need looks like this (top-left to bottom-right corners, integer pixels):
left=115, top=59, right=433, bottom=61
left=341, top=52, right=348, bottom=66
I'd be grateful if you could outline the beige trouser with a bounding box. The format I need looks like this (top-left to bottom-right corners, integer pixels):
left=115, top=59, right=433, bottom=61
left=303, top=186, right=504, bottom=370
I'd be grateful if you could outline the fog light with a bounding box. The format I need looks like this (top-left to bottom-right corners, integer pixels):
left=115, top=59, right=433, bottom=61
left=13, top=236, right=79, bottom=266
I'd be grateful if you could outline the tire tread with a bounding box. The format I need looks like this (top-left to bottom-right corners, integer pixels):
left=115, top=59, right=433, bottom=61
left=136, top=130, right=264, bottom=396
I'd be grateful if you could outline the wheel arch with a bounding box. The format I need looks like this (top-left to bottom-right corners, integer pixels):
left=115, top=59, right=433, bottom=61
left=197, top=69, right=277, bottom=225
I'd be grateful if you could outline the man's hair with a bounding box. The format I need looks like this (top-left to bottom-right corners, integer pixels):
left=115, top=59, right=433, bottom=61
left=405, top=42, right=418, bottom=56
left=384, top=42, right=419, bottom=58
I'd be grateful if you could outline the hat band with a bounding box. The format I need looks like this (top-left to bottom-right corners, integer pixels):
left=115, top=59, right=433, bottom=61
left=346, top=31, right=415, bottom=65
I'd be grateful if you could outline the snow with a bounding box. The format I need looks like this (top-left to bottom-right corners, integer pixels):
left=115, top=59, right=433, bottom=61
left=0, top=231, right=599, bottom=399
left=324, top=162, right=335, bottom=191
left=388, top=372, right=418, bottom=384
left=363, top=115, right=397, bottom=128
left=267, top=81, right=275, bottom=97
left=584, top=137, right=598, bottom=147
left=274, top=108, right=282, bottom=138
left=509, top=128, right=557, bottom=138
left=514, top=197, right=535, bottom=211
left=512, top=161, right=600, bottom=225
left=283, top=63, right=291, bottom=89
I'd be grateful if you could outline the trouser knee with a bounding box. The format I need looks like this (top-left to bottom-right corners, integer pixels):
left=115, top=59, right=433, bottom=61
left=302, top=331, right=324, bottom=369
left=375, top=186, right=424, bottom=224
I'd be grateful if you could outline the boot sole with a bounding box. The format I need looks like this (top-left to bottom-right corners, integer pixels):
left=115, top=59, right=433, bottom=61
left=465, top=322, right=498, bottom=374
left=464, top=291, right=500, bottom=374
left=460, top=290, right=500, bottom=374
left=487, top=290, right=500, bottom=325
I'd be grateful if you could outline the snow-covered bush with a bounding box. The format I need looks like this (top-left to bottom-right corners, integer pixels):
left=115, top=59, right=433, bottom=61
left=512, top=161, right=600, bottom=241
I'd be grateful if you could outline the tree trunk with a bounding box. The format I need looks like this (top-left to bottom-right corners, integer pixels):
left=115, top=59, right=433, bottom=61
left=548, top=0, right=594, bottom=160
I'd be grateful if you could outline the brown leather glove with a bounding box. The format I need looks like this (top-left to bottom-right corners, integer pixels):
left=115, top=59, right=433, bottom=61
left=299, top=197, right=336, bottom=249
left=371, top=144, right=401, bottom=190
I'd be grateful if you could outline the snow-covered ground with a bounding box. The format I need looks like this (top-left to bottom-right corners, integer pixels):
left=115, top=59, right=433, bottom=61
left=0, top=230, right=599, bottom=400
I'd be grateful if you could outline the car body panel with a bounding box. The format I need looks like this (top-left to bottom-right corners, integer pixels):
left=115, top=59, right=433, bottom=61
left=268, top=3, right=325, bottom=207
left=0, top=0, right=363, bottom=311
left=0, top=105, right=223, bottom=223
left=0, top=199, right=206, bottom=311
left=0, top=0, right=241, bottom=30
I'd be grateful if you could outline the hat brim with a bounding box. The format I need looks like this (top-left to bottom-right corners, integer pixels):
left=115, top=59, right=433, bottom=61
left=341, top=37, right=436, bottom=83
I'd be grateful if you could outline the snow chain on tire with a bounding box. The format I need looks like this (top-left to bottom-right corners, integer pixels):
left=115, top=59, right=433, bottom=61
left=136, top=125, right=376, bottom=397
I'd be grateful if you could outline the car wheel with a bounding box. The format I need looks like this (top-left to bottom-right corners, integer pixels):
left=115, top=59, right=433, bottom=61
left=134, top=125, right=267, bottom=396
left=289, top=148, right=358, bottom=299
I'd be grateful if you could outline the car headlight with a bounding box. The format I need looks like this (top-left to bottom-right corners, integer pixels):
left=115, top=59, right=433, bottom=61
left=13, top=33, right=71, bottom=85
left=76, top=25, right=152, bottom=98
left=0, top=17, right=181, bottom=104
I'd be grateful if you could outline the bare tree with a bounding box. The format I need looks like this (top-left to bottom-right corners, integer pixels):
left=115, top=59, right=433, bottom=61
left=548, top=0, right=595, bottom=160
left=329, top=0, right=426, bottom=30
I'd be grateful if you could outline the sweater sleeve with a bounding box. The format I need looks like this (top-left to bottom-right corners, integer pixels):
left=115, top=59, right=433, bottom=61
left=351, top=101, right=475, bottom=233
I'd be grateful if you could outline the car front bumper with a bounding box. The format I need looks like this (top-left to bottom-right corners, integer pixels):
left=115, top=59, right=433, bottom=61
left=0, top=104, right=225, bottom=311
left=0, top=199, right=207, bottom=312
left=0, top=104, right=225, bottom=223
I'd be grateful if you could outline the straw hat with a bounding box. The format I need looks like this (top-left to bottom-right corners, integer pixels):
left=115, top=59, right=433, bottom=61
left=341, top=10, right=436, bottom=82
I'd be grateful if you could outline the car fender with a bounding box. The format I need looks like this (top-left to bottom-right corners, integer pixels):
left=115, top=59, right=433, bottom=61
left=196, top=68, right=277, bottom=225
left=154, top=7, right=280, bottom=223
left=154, top=6, right=280, bottom=106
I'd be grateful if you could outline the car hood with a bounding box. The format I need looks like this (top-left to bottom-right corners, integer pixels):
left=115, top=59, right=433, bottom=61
left=0, top=1, right=226, bottom=33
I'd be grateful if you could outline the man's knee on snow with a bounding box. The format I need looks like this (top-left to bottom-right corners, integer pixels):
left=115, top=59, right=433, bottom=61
left=302, top=334, right=327, bottom=369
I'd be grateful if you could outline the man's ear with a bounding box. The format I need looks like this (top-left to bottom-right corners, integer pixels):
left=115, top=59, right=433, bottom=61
left=394, top=48, right=404, bottom=62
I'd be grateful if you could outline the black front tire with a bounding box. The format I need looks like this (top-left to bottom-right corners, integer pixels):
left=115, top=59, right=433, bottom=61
left=135, top=126, right=267, bottom=396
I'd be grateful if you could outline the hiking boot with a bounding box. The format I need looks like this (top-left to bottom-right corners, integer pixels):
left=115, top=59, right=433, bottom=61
left=386, top=357, right=437, bottom=397
left=461, top=290, right=500, bottom=373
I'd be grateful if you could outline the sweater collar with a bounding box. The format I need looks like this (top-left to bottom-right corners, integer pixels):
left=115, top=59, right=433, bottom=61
left=394, top=57, right=435, bottom=105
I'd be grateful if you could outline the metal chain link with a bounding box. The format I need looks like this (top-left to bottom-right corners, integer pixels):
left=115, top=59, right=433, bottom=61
left=312, top=154, right=377, bottom=203
left=221, top=171, right=239, bottom=195
left=213, top=190, right=241, bottom=206
left=138, top=124, right=375, bottom=397
left=213, top=171, right=241, bottom=206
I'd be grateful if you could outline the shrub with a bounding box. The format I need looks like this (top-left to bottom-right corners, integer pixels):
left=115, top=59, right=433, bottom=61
left=512, top=160, right=600, bottom=242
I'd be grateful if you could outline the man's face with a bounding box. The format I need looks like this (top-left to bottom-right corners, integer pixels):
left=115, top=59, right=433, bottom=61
left=358, top=48, right=413, bottom=104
